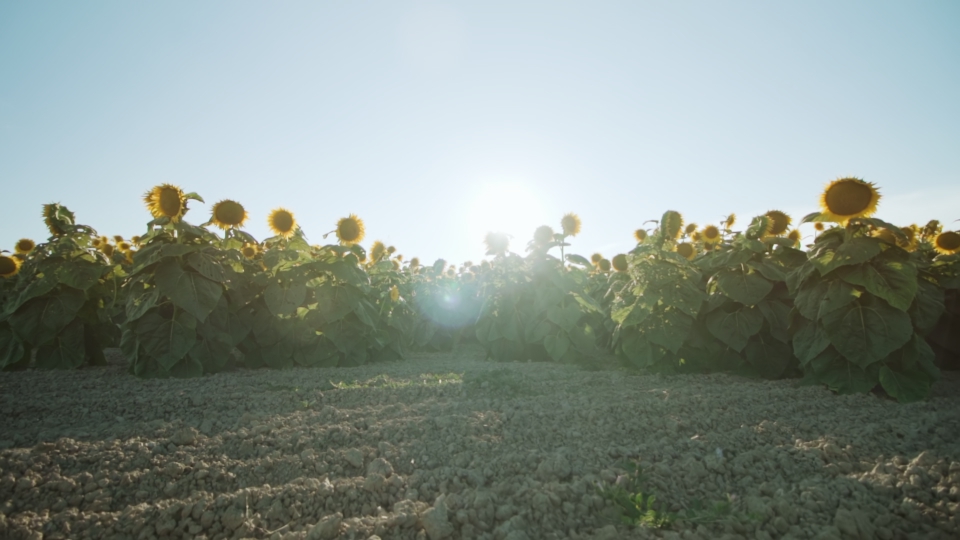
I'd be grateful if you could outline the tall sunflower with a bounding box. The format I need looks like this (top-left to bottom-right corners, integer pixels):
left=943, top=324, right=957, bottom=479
left=819, top=177, right=880, bottom=223
left=701, top=225, right=721, bottom=245
left=267, top=208, right=296, bottom=238
left=661, top=210, right=683, bottom=240
left=676, top=242, right=696, bottom=260
left=560, top=213, right=581, bottom=236
left=787, top=229, right=802, bottom=247
left=634, top=229, right=648, bottom=242
left=612, top=253, right=628, bottom=272
left=409, top=257, right=420, bottom=268
left=241, top=244, right=259, bottom=259
left=899, top=225, right=919, bottom=251
left=144, top=184, right=188, bottom=222
left=15, top=239, right=35, bottom=255
left=684, top=223, right=698, bottom=236
left=369, top=241, right=387, bottom=262
left=590, top=253, right=603, bottom=265
left=597, top=258, right=611, bottom=272
left=0, top=254, right=22, bottom=278
left=765, top=210, right=792, bottom=236
left=336, top=214, right=365, bottom=245
left=484, top=232, right=509, bottom=256
left=934, top=231, right=960, bottom=255
left=211, top=200, right=248, bottom=230
left=723, top=214, right=736, bottom=230
left=42, top=203, right=72, bottom=236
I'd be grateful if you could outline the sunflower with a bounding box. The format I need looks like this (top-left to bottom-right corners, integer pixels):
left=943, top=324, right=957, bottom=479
left=387, top=245, right=396, bottom=255
left=685, top=223, right=698, bottom=236
left=390, top=285, right=400, bottom=302
left=101, top=244, right=115, bottom=258
left=111, top=235, right=123, bottom=243
left=702, top=225, right=721, bottom=244
left=899, top=225, right=918, bottom=251
left=370, top=241, right=386, bottom=262
left=922, top=220, right=942, bottom=240
left=484, top=232, right=509, bottom=256
left=691, top=231, right=701, bottom=242
left=612, top=253, right=628, bottom=272
left=765, top=210, right=792, bottom=236
left=533, top=225, right=554, bottom=246
left=42, top=204, right=68, bottom=236
left=934, top=231, right=960, bottom=255
left=100, top=236, right=110, bottom=246
left=125, top=250, right=135, bottom=264
left=267, top=208, right=296, bottom=238
left=409, top=257, right=420, bottom=268
left=598, top=258, right=611, bottom=272
left=335, top=214, right=365, bottom=245
left=814, top=222, right=825, bottom=232
left=241, top=244, right=259, bottom=259
left=676, top=242, right=696, bottom=260
left=118, top=241, right=132, bottom=252
left=396, top=254, right=404, bottom=262
left=634, top=229, right=648, bottom=242
left=819, top=177, right=881, bottom=223
left=131, top=235, right=142, bottom=245
left=211, top=200, right=248, bottom=230
left=144, top=184, right=188, bottom=222
left=1, top=254, right=22, bottom=278
left=724, top=214, right=736, bottom=230
left=15, top=239, right=35, bottom=255
left=590, top=253, right=603, bottom=264
left=392, top=259, right=400, bottom=270
left=91, top=238, right=102, bottom=248
left=560, top=213, right=581, bottom=236
left=787, top=229, right=802, bottom=247
left=662, top=211, right=683, bottom=240
left=873, top=228, right=898, bottom=245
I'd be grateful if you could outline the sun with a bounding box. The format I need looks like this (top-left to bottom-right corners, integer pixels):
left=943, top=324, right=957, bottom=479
left=467, top=180, right=549, bottom=253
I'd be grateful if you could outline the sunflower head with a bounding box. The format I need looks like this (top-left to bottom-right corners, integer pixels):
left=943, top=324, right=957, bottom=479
left=370, top=241, right=386, bottom=262
left=560, top=213, right=582, bottom=236
left=211, top=200, right=248, bottom=230
left=590, top=253, right=603, bottom=264
left=702, top=225, right=721, bottom=244
left=390, top=285, right=400, bottom=302
left=42, top=203, right=74, bottom=236
left=395, top=254, right=404, bottom=262
left=597, top=258, right=611, bottom=272
left=409, top=257, right=420, bottom=268
left=100, top=243, right=115, bottom=258
left=91, top=238, right=102, bottom=248
left=661, top=210, right=683, bottom=240
left=873, top=228, right=898, bottom=245
left=934, top=231, right=960, bottom=255
left=787, top=229, right=802, bottom=247
left=241, top=244, right=259, bottom=259
left=144, top=184, right=188, bottom=222
left=533, top=225, right=555, bottom=247
left=691, top=231, right=702, bottom=242
left=899, top=225, right=919, bottom=251
left=118, top=241, right=132, bottom=252
left=111, top=235, right=123, bottom=244
left=15, top=239, right=36, bottom=255
left=765, top=210, right=792, bottom=236
left=747, top=215, right=773, bottom=239
left=819, top=177, right=881, bottom=223
left=392, top=259, right=400, bottom=271
left=131, top=235, right=142, bottom=245
left=923, top=220, right=942, bottom=240
left=634, top=229, right=648, bottom=242
left=0, top=254, right=22, bottom=278
left=676, top=242, right=696, bottom=260
left=723, top=214, right=736, bottom=230
left=125, top=250, right=135, bottom=264
left=335, top=214, right=365, bottom=245
left=685, top=223, right=698, bottom=236
left=267, top=208, right=296, bottom=238
left=612, top=253, right=628, bottom=272
left=814, top=222, right=825, bottom=232
left=387, top=245, right=396, bottom=255
left=484, top=232, right=510, bottom=256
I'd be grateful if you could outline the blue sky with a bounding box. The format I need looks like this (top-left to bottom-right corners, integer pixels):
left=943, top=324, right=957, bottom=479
left=2, top=1, right=958, bottom=265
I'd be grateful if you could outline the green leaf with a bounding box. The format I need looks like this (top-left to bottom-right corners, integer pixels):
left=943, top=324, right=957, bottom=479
left=757, top=300, right=791, bottom=343
left=795, top=279, right=858, bottom=321
left=883, top=333, right=939, bottom=382
left=524, top=319, right=552, bottom=343
left=571, top=292, right=602, bottom=313
left=841, top=260, right=917, bottom=311
left=786, top=261, right=817, bottom=295
left=656, top=279, right=707, bottom=317
left=812, top=237, right=882, bottom=276
left=544, top=332, right=570, bottom=362
left=0, top=326, right=26, bottom=370
left=749, top=260, right=786, bottom=282
left=743, top=337, right=793, bottom=379
left=136, top=310, right=197, bottom=371
left=498, top=310, right=522, bottom=342
left=188, top=338, right=231, bottom=373
left=125, top=286, right=160, bottom=323
left=187, top=252, right=227, bottom=283
left=704, top=306, right=763, bottom=352
left=642, top=308, right=693, bottom=354
left=57, top=261, right=103, bottom=291
left=818, top=361, right=879, bottom=395
left=169, top=355, right=204, bottom=378
left=620, top=332, right=653, bottom=368
left=909, top=279, right=945, bottom=334
left=565, top=254, right=592, bottom=267
left=264, top=282, right=307, bottom=317
left=716, top=268, right=773, bottom=306
left=879, top=366, right=931, bottom=403
left=10, top=289, right=86, bottom=346
left=792, top=320, right=830, bottom=365
left=547, top=303, right=582, bottom=332
left=154, top=258, right=223, bottom=322
left=10, top=272, right=58, bottom=314
left=35, top=320, right=86, bottom=369
left=160, top=243, right=199, bottom=258
left=821, top=297, right=913, bottom=369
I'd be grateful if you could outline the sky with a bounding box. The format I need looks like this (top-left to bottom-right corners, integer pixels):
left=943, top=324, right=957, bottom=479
left=1, top=1, right=958, bottom=266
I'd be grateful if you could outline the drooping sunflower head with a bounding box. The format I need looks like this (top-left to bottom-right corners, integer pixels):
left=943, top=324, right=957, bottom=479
left=560, top=213, right=582, bottom=237
left=0, top=254, right=22, bottom=278
left=91, top=238, right=102, bottom=248
left=484, top=232, right=510, bottom=256
left=787, top=229, right=802, bottom=247
left=390, top=285, right=400, bottom=302
left=612, top=253, right=628, bottom=272
left=392, top=259, right=401, bottom=271
left=590, top=252, right=603, bottom=264
left=409, top=257, right=420, bottom=268
left=124, top=250, right=135, bottom=264
left=814, top=222, right=825, bottom=232
left=748, top=215, right=773, bottom=239
left=723, top=213, right=736, bottom=230
left=396, top=254, right=404, bottom=262
left=899, top=224, right=919, bottom=251
left=819, top=177, right=881, bottom=223
left=702, top=225, right=721, bottom=244
left=118, top=241, right=132, bottom=252
left=144, top=184, right=188, bottom=222
left=113, top=235, right=124, bottom=243
left=241, top=244, right=259, bottom=259
left=922, top=220, right=942, bottom=240
left=691, top=231, right=702, bottom=242
left=100, top=243, right=115, bottom=258
left=597, top=258, right=611, bottom=272
left=267, top=208, right=296, bottom=238
left=533, top=225, right=555, bottom=246
left=661, top=210, right=683, bottom=240
left=211, top=200, right=248, bottom=230
left=42, top=203, right=74, bottom=237
left=370, top=241, right=387, bottom=262
left=765, top=210, right=792, bottom=236
left=634, top=229, right=648, bottom=242
left=676, top=242, right=696, bottom=260
left=387, top=245, right=396, bottom=255
left=100, top=236, right=110, bottom=246
left=934, top=231, right=960, bottom=255
left=131, top=235, right=142, bottom=245
left=335, top=214, right=365, bottom=245
left=15, top=239, right=35, bottom=255
left=684, top=223, right=698, bottom=236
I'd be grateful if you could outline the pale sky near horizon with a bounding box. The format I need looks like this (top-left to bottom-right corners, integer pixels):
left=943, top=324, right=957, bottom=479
left=2, top=1, right=958, bottom=266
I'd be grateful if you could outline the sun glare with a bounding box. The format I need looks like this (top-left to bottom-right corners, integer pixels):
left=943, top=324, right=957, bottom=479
left=467, top=180, right=548, bottom=255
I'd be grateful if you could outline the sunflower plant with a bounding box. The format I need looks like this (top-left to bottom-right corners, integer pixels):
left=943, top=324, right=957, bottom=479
left=0, top=204, right=121, bottom=370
